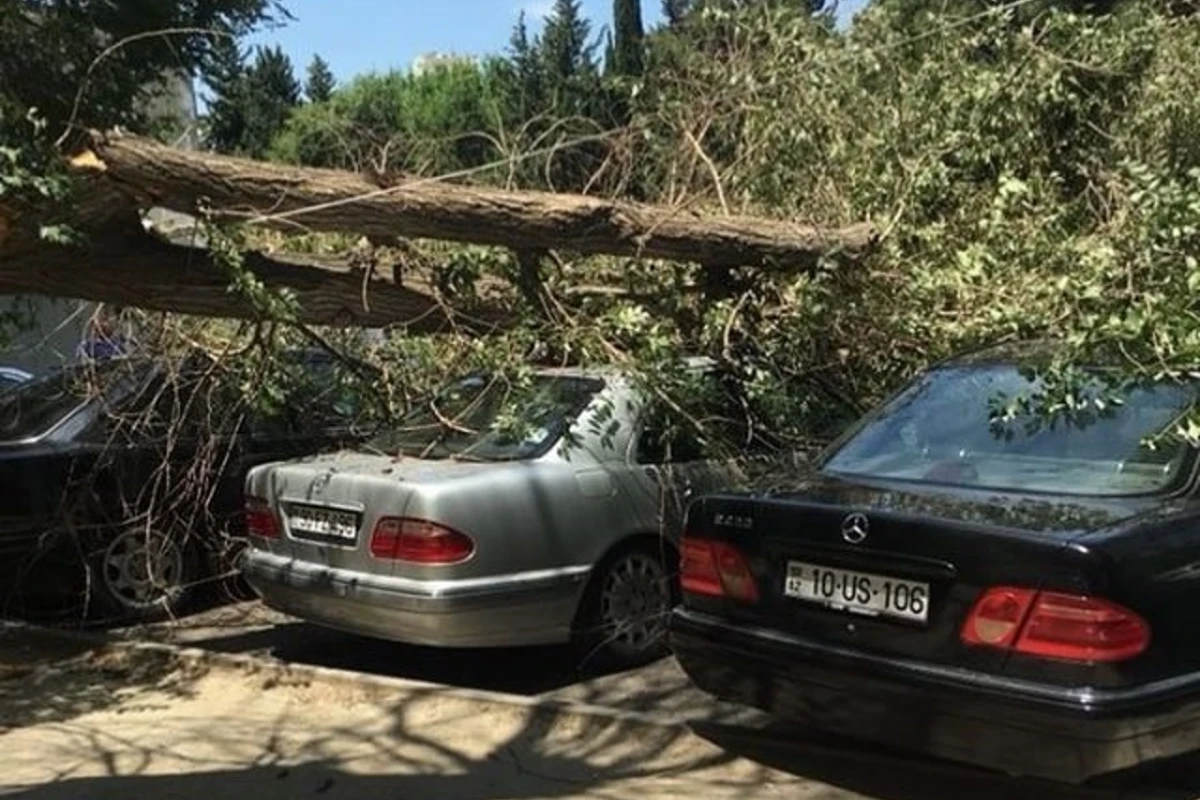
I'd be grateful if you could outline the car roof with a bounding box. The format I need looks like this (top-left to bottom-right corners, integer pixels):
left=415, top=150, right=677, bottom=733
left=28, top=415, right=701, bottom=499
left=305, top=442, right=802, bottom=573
left=533, top=356, right=715, bottom=380
left=938, top=340, right=1063, bottom=368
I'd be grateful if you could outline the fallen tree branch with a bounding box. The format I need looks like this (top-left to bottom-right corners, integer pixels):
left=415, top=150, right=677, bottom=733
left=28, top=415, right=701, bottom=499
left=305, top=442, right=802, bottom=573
left=75, top=130, right=877, bottom=272
left=0, top=226, right=509, bottom=332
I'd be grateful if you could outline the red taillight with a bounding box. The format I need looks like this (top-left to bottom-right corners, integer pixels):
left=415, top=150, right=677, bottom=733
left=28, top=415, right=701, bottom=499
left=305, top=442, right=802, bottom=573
left=962, top=587, right=1149, bottom=663
left=245, top=496, right=280, bottom=539
left=680, top=536, right=759, bottom=603
left=369, top=518, right=474, bottom=564
left=961, top=587, right=1036, bottom=648
left=1016, top=592, right=1150, bottom=663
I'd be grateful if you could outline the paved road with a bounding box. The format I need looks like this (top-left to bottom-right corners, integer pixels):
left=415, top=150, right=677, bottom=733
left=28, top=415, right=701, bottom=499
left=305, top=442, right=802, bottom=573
left=107, top=601, right=1199, bottom=800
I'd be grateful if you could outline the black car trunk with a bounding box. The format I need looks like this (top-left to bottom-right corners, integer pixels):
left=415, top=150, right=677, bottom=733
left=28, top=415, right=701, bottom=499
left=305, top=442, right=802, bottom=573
left=687, top=474, right=1152, bottom=675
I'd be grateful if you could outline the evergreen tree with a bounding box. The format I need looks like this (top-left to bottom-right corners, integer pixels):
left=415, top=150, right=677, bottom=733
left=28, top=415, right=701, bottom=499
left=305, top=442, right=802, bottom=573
left=611, top=0, right=645, bottom=77
left=204, top=35, right=249, bottom=153
left=305, top=54, right=336, bottom=103
left=507, top=12, right=545, bottom=118
left=540, top=0, right=597, bottom=96
left=240, top=46, right=301, bottom=157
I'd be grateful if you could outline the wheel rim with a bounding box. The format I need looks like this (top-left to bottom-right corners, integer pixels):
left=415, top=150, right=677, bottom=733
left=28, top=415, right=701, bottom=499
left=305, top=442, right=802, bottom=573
left=100, top=529, right=184, bottom=610
left=599, top=551, right=671, bottom=652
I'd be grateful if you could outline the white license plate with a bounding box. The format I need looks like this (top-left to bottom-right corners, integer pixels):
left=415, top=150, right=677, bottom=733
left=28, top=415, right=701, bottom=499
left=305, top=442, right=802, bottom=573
left=287, top=505, right=359, bottom=541
left=784, top=561, right=930, bottom=623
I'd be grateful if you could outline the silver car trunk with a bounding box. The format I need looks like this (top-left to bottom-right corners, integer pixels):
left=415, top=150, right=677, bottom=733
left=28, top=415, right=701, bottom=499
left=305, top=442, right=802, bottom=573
left=252, top=451, right=531, bottom=577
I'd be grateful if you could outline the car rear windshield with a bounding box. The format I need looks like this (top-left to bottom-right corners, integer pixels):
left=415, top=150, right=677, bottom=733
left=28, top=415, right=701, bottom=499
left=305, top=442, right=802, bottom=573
left=0, top=362, right=123, bottom=442
left=823, top=365, right=1196, bottom=496
left=368, top=373, right=604, bottom=461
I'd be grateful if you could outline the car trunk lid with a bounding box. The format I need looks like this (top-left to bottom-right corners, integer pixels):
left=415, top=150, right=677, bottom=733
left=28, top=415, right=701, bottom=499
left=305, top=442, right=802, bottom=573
left=253, top=451, right=502, bottom=574
left=687, top=472, right=1152, bottom=669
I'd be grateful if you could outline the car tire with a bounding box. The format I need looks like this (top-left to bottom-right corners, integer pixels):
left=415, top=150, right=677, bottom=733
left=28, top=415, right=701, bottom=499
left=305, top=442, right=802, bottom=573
left=574, top=540, right=678, bottom=670
left=87, top=524, right=199, bottom=623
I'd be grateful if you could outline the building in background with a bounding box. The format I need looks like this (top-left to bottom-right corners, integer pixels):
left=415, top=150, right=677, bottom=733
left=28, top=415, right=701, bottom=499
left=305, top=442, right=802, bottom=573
left=410, top=51, right=477, bottom=76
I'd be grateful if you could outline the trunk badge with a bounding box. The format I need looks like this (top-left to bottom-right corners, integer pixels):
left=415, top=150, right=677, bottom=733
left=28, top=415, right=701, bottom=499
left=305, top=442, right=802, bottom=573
left=841, top=513, right=869, bottom=544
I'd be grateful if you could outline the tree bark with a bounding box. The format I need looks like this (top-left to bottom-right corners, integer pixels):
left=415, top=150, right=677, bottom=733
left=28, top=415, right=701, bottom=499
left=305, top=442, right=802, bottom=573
left=0, top=227, right=507, bottom=332
left=76, top=131, right=876, bottom=271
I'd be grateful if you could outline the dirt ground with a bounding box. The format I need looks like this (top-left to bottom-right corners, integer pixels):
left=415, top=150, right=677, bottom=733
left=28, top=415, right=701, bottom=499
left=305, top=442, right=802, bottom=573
left=2, top=625, right=1196, bottom=800
left=0, top=629, right=839, bottom=800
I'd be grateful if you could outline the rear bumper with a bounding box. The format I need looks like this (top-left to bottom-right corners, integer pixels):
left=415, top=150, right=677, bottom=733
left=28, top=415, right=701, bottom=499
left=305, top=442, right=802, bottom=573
left=242, top=550, right=589, bottom=648
left=670, top=607, right=1200, bottom=782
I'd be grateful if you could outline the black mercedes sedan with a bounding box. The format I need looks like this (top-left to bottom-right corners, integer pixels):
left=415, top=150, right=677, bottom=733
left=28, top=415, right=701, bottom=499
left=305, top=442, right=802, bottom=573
left=671, top=345, right=1200, bottom=783
left=0, top=350, right=372, bottom=622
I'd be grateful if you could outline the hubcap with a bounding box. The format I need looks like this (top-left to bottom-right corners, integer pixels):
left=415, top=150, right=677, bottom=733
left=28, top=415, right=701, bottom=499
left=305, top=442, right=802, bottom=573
left=599, top=552, right=671, bottom=651
left=100, top=529, right=184, bottom=610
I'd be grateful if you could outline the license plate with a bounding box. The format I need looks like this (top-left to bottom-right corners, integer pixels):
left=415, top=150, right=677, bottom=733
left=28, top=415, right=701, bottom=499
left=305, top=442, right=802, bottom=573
left=287, top=505, right=360, bottom=542
left=784, top=561, right=930, bottom=623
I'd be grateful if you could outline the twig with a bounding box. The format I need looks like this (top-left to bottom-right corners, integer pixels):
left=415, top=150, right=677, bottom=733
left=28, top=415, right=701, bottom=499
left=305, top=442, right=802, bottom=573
left=57, top=27, right=229, bottom=149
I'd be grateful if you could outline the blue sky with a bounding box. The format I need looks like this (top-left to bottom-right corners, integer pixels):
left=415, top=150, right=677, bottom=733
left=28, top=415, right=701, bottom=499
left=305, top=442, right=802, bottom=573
left=244, top=0, right=869, bottom=86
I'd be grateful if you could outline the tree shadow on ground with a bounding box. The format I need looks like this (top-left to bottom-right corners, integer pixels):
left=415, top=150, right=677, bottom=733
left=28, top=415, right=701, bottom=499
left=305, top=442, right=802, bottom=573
left=3, top=642, right=1196, bottom=800
left=0, top=630, right=202, bottom=734
left=1, top=681, right=777, bottom=800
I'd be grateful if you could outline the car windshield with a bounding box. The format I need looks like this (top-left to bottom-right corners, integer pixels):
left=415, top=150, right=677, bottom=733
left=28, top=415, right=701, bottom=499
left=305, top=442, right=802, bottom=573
left=368, top=373, right=604, bottom=461
left=823, top=365, right=1196, bottom=496
left=0, top=362, right=122, bottom=441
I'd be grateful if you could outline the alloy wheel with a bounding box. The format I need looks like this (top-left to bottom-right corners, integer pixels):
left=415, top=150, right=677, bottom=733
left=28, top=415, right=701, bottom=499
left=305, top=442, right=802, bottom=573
left=599, top=551, right=671, bottom=652
left=99, top=528, right=185, bottom=611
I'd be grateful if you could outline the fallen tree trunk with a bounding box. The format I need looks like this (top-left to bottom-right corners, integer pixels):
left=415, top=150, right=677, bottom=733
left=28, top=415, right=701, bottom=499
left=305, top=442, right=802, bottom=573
left=0, top=226, right=505, bottom=332
left=76, top=131, right=876, bottom=271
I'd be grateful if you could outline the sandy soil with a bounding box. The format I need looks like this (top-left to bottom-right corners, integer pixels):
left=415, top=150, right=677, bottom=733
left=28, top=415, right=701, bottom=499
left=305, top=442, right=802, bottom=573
left=2, top=627, right=1192, bottom=800
left=0, top=633, right=849, bottom=800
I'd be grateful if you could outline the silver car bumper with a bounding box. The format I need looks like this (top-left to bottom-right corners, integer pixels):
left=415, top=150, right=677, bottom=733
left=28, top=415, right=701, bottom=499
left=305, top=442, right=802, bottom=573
left=242, top=550, right=591, bottom=648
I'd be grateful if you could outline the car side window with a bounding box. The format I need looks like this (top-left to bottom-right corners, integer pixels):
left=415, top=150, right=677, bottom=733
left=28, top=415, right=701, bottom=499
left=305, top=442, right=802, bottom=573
left=633, top=371, right=780, bottom=464
left=635, top=413, right=706, bottom=464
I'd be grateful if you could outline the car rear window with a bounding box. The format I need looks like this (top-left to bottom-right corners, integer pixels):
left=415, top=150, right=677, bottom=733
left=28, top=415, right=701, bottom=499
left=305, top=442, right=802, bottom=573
left=369, top=373, right=604, bottom=461
left=0, top=361, right=126, bottom=442
left=823, top=365, right=1196, bottom=496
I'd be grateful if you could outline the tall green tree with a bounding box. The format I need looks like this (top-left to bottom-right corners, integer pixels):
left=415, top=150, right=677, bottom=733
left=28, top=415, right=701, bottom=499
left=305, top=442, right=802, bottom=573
left=210, top=45, right=299, bottom=157
left=612, top=0, right=646, bottom=76
left=204, top=35, right=249, bottom=153
left=541, top=0, right=598, bottom=100
left=506, top=12, right=546, bottom=120
left=305, top=55, right=336, bottom=103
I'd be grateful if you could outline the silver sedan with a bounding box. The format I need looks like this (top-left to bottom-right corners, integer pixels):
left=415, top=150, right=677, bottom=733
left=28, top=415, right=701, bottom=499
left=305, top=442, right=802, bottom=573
left=241, top=363, right=793, bottom=666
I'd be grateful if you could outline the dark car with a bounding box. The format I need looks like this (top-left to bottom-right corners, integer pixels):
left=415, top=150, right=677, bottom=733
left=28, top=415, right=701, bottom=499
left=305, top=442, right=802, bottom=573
left=0, top=350, right=372, bottom=622
left=671, top=345, right=1200, bottom=783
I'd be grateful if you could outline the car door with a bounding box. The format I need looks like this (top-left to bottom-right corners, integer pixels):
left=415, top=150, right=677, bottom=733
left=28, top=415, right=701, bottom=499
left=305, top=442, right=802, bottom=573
left=629, top=402, right=721, bottom=540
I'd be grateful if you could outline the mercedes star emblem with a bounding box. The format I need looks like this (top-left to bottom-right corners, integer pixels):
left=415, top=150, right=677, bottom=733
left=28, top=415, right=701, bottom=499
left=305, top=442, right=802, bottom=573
left=841, top=512, right=870, bottom=545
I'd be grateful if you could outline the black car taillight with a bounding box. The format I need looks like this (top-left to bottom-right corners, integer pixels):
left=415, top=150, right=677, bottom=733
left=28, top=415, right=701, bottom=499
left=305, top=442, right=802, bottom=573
left=245, top=496, right=280, bottom=539
left=680, top=536, right=759, bottom=603
left=962, top=586, right=1150, bottom=663
left=369, top=517, right=474, bottom=564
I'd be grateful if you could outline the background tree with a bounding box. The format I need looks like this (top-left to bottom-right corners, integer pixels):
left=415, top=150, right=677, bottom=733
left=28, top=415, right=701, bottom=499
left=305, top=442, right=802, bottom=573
left=203, top=36, right=250, bottom=154
left=540, top=0, right=599, bottom=109
left=504, top=12, right=546, bottom=122
left=209, top=45, right=300, bottom=157
left=305, top=54, right=336, bottom=103
left=612, top=0, right=647, bottom=77
left=0, top=0, right=283, bottom=137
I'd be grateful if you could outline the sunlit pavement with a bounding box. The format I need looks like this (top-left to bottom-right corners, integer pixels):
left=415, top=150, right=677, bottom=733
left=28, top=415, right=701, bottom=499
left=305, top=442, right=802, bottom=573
left=99, top=601, right=1200, bottom=800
